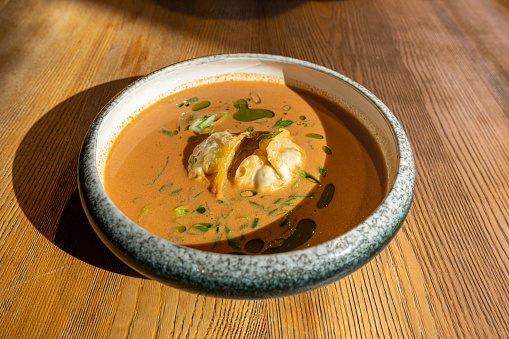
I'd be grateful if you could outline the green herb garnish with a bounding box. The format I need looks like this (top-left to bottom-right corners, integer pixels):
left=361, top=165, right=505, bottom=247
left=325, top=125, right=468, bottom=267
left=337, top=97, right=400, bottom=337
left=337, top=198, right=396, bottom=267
left=178, top=97, right=198, bottom=107
left=251, top=218, right=260, bottom=229
left=194, top=205, right=206, bottom=214
left=273, top=117, right=294, bottom=128
left=173, top=206, right=189, bottom=216
left=299, top=171, right=321, bottom=184
left=176, top=226, right=187, bottom=233
left=169, top=188, right=183, bottom=196
left=248, top=201, right=265, bottom=210
left=192, top=223, right=213, bottom=232
left=240, top=190, right=258, bottom=198
left=189, top=112, right=228, bottom=133
left=162, top=128, right=173, bottom=136
left=145, top=156, right=169, bottom=185
left=318, top=167, right=326, bottom=177
left=249, top=92, right=262, bottom=104
left=137, top=205, right=149, bottom=224
left=256, top=130, right=283, bottom=140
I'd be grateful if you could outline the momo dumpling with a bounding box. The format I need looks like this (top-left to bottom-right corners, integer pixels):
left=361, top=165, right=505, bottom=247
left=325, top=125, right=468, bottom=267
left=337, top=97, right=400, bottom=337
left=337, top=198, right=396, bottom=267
left=234, top=154, right=282, bottom=192
left=188, top=131, right=250, bottom=197
left=234, top=129, right=304, bottom=192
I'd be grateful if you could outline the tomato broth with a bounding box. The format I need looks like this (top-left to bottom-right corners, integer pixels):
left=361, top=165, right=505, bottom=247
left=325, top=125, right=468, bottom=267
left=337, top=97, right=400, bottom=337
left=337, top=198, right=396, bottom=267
left=104, top=80, right=387, bottom=254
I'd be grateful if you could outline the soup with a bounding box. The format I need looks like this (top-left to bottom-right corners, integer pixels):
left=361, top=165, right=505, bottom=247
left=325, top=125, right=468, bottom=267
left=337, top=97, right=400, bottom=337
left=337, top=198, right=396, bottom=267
left=104, top=80, right=387, bottom=254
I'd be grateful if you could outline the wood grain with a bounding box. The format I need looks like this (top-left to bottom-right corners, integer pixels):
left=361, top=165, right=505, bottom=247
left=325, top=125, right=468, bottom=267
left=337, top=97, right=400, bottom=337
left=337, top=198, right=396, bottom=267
left=1, top=0, right=508, bottom=337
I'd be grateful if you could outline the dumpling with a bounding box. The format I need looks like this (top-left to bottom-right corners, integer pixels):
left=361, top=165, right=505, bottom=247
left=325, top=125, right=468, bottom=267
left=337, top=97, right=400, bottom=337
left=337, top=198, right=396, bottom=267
left=188, top=131, right=250, bottom=197
left=262, top=129, right=304, bottom=182
left=234, top=129, right=303, bottom=192
left=234, top=154, right=282, bottom=192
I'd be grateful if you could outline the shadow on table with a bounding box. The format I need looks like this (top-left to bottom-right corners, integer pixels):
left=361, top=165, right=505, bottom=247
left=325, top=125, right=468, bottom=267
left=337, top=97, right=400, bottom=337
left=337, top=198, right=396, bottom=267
left=12, top=77, right=144, bottom=278
left=85, top=0, right=305, bottom=21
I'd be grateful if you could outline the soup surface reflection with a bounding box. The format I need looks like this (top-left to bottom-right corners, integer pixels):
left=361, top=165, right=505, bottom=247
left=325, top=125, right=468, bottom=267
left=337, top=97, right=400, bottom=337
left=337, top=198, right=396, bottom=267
left=104, top=80, right=387, bottom=254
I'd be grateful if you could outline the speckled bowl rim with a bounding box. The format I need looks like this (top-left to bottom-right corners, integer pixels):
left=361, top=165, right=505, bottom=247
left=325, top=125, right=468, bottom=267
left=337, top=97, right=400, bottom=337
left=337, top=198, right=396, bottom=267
left=78, top=54, right=415, bottom=299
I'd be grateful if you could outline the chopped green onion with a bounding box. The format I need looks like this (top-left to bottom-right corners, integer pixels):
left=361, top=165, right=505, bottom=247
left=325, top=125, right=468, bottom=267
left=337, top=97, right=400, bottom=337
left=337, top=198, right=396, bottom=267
left=249, top=92, right=262, bottom=104
left=240, top=190, right=258, bottom=198
left=145, top=156, right=169, bottom=185
left=299, top=171, right=321, bottom=184
left=179, top=97, right=198, bottom=107
left=137, top=205, right=149, bottom=224
left=192, top=222, right=213, bottom=232
left=251, top=218, right=260, bottom=229
left=169, top=188, right=183, bottom=196
left=162, top=128, right=173, bottom=136
left=256, top=130, right=283, bottom=140
left=194, top=205, right=206, bottom=214
left=173, top=206, right=189, bottom=216
left=282, top=105, right=291, bottom=111
left=249, top=201, right=265, bottom=210
left=318, top=167, right=326, bottom=177
left=176, top=226, right=187, bottom=233
left=189, top=112, right=228, bottom=133
left=299, top=115, right=306, bottom=120
left=273, top=117, right=294, bottom=128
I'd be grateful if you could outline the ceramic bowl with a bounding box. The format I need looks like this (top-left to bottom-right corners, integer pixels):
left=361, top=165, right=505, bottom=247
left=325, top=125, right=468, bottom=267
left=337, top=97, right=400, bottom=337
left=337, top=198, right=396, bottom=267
left=78, top=54, right=415, bottom=299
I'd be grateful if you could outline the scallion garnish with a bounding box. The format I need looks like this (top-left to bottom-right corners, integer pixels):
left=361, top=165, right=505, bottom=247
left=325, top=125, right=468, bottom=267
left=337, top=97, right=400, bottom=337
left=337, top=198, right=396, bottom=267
left=169, top=188, right=183, bottom=196
left=318, top=167, right=326, bottom=177
left=273, top=117, right=294, bottom=128
left=240, top=190, right=258, bottom=198
left=178, top=97, right=198, bottom=107
left=189, top=112, right=228, bottom=133
left=192, top=223, right=213, bottom=232
left=176, top=226, right=187, bottom=233
left=249, top=92, right=262, bottom=104
left=299, top=171, right=321, bottom=184
left=251, top=218, right=260, bottom=229
left=249, top=201, right=265, bottom=210
left=256, top=130, right=283, bottom=140
left=162, top=128, right=173, bottom=136
left=173, top=206, right=189, bottom=216
left=194, top=205, right=206, bottom=214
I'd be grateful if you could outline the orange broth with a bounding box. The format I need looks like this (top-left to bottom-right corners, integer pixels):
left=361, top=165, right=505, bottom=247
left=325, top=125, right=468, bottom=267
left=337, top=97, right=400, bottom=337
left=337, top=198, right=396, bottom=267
left=104, top=81, right=387, bottom=254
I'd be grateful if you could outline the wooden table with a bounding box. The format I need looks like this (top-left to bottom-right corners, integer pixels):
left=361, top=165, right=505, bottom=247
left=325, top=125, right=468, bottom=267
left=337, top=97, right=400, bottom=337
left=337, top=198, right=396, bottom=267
left=1, top=0, right=508, bottom=337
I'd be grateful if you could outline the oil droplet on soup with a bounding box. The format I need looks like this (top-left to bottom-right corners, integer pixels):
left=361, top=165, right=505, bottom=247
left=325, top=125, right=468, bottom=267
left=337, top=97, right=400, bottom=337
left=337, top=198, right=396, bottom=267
left=104, top=81, right=387, bottom=255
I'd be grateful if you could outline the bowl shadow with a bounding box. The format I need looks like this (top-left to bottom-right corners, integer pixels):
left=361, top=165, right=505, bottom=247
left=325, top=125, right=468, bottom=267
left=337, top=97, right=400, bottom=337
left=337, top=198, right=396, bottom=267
left=12, top=77, right=145, bottom=278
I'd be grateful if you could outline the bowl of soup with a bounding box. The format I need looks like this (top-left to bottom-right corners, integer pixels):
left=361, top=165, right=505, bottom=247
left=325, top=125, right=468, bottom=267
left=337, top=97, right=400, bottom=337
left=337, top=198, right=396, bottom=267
left=78, top=54, right=415, bottom=298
